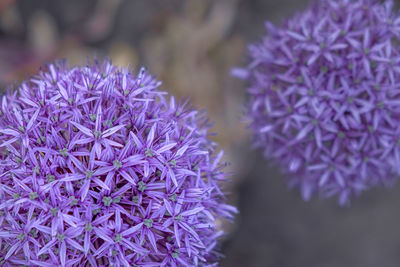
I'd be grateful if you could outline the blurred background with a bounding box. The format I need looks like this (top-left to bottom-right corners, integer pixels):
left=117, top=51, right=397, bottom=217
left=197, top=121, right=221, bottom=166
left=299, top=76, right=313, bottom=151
left=2, top=0, right=400, bottom=266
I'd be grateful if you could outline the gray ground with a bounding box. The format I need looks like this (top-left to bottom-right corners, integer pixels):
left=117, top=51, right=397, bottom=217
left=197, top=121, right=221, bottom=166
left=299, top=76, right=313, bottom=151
left=222, top=147, right=400, bottom=267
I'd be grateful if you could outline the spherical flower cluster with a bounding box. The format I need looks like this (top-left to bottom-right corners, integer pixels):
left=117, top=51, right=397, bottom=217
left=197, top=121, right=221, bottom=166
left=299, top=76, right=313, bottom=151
left=0, top=60, right=236, bottom=266
left=235, top=0, right=400, bottom=204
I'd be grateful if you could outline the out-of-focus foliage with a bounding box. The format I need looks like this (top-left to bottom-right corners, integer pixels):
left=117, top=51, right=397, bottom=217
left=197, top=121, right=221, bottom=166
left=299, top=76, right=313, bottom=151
left=0, top=0, right=245, bottom=152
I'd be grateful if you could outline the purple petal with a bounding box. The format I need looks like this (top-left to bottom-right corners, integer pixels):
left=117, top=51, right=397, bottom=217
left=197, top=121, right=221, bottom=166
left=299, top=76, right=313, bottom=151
left=70, top=121, right=93, bottom=137
left=60, top=241, right=67, bottom=267
left=121, top=222, right=143, bottom=237
left=102, top=125, right=126, bottom=138
left=5, top=241, right=21, bottom=259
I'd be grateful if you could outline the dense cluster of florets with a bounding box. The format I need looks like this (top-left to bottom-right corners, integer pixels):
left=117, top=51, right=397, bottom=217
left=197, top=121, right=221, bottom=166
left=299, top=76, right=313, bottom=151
left=0, top=60, right=236, bottom=266
left=235, top=0, right=400, bottom=204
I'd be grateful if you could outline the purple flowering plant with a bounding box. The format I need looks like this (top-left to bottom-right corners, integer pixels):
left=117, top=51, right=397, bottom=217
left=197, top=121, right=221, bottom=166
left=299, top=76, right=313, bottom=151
left=234, top=0, right=400, bottom=204
left=0, top=60, right=236, bottom=266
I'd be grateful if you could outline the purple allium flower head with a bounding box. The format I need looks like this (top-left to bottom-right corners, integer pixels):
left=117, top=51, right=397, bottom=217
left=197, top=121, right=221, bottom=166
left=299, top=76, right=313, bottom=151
left=0, top=60, right=236, bottom=266
left=234, top=0, right=400, bottom=204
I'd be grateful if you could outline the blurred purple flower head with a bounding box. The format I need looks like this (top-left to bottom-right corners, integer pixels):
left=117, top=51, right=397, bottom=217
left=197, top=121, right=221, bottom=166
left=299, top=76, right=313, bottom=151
left=0, top=60, right=236, bottom=266
left=235, top=0, right=400, bottom=204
